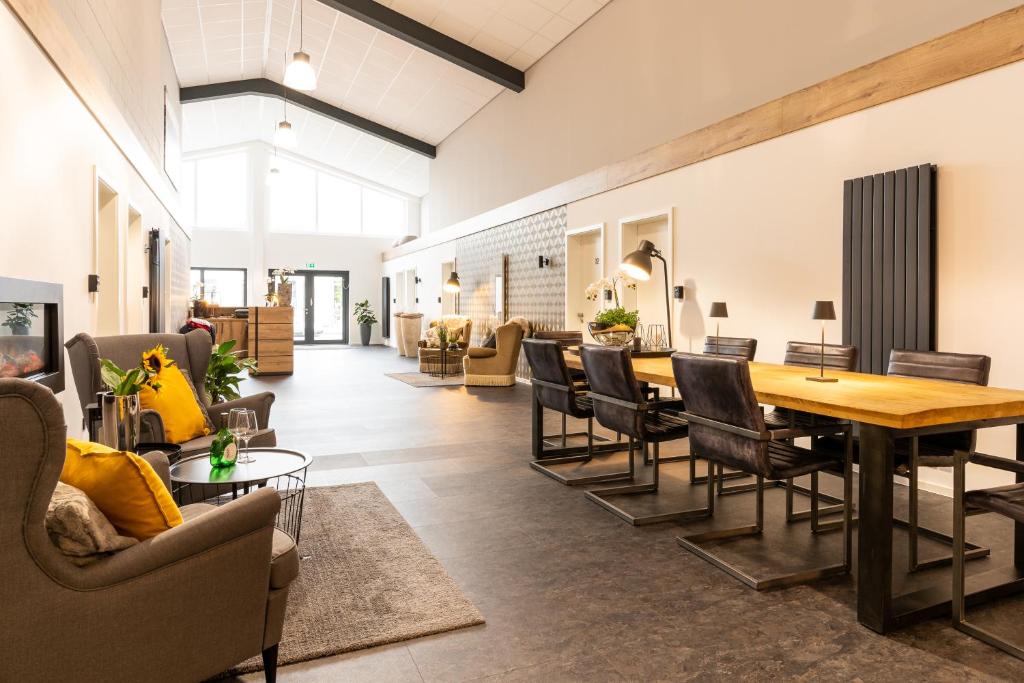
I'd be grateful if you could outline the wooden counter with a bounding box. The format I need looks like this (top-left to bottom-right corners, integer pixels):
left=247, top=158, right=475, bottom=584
left=208, top=316, right=248, bottom=356
left=248, top=307, right=294, bottom=375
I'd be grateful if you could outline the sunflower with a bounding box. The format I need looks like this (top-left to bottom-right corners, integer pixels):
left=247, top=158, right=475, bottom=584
left=141, top=345, right=174, bottom=375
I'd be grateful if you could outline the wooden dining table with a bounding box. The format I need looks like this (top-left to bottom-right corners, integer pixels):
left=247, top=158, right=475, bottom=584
left=560, top=351, right=1024, bottom=633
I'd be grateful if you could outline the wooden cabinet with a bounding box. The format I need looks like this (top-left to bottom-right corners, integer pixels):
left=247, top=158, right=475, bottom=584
left=248, top=307, right=294, bottom=375
left=209, top=317, right=249, bottom=356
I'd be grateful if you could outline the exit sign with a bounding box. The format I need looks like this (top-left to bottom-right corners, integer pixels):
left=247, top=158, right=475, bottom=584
left=305, top=262, right=316, bottom=269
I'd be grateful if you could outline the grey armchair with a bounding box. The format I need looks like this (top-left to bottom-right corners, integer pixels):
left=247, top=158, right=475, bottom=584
left=65, top=329, right=276, bottom=458
left=0, top=378, right=297, bottom=682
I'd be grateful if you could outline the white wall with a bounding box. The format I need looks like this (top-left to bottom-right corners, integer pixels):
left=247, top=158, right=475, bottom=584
left=381, top=242, right=458, bottom=347
left=426, top=0, right=1021, bottom=234
left=0, top=3, right=182, bottom=435
left=189, top=144, right=396, bottom=344
left=567, top=59, right=1024, bottom=494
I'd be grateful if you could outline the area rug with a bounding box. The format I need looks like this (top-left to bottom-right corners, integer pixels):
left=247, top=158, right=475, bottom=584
left=386, top=372, right=464, bottom=387
left=222, top=482, right=484, bottom=676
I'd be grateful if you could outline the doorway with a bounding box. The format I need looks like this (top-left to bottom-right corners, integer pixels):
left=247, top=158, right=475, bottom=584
left=441, top=261, right=458, bottom=315
left=95, top=177, right=120, bottom=335
left=565, top=224, right=604, bottom=331
left=619, top=210, right=673, bottom=336
left=126, top=206, right=149, bottom=333
left=272, top=269, right=349, bottom=344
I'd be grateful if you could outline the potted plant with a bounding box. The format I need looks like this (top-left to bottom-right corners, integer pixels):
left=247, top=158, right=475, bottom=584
left=97, top=345, right=164, bottom=450
left=354, top=299, right=378, bottom=346
left=2, top=303, right=38, bottom=336
left=584, top=273, right=640, bottom=346
left=204, top=339, right=258, bottom=405
left=271, top=268, right=295, bottom=307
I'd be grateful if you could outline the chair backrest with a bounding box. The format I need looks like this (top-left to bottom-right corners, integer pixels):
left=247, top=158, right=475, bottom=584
left=532, top=330, right=583, bottom=348
left=580, top=345, right=645, bottom=438
left=703, top=336, right=757, bottom=360
left=523, top=339, right=579, bottom=415
left=888, top=349, right=991, bottom=453
left=65, top=330, right=212, bottom=415
left=672, top=352, right=770, bottom=477
left=784, top=341, right=858, bottom=371
left=493, top=322, right=526, bottom=373
left=887, top=349, right=990, bottom=385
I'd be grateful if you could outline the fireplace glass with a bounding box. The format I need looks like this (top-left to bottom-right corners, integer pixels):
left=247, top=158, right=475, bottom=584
left=0, top=303, right=49, bottom=380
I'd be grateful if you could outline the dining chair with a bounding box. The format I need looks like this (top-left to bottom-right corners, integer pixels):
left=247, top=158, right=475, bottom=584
left=764, top=341, right=858, bottom=524
left=952, top=449, right=1024, bottom=659
left=523, top=339, right=628, bottom=486
left=888, top=350, right=991, bottom=571
left=671, top=352, right=853, bottom=590
left=703, top=336, right=757, bottom=360
left=580, top=345, right=710, bottom=525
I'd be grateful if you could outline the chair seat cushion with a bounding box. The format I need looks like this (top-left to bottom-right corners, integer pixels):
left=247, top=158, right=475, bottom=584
left=766, top=440, right=837, bottom=480
left=642, top=410, right=689, bottom=442
left=965, top=484, right=1024, bottom=523
left=764, top=408, right=842, bottom=429
left=270, top=529, right=299, bottom=589
left=62, top=438, right=184, bottom=540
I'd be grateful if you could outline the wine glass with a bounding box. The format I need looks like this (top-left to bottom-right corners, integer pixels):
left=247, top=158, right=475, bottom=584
left=229, top=408, right=258, bottom=464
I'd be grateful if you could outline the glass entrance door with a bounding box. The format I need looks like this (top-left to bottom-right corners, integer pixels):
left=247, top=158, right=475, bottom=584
left=273, top=270, right=349, bottom=344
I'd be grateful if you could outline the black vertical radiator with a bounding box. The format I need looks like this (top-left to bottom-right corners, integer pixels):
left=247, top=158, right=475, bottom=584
left=842, top=164, right=936, bottom=374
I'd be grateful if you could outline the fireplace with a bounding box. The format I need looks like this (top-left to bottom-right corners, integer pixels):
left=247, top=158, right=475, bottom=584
left=0, top=277, right=63, bottom=392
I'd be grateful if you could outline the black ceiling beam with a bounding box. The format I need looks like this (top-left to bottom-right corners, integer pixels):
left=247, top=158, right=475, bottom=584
left=180, top=78, right=436, bottom=158
left=315, top=0, right=525, bottom=93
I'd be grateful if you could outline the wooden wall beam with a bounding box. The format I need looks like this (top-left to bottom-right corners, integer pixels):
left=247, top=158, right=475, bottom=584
left=385, top=5, right=1024, bottom=261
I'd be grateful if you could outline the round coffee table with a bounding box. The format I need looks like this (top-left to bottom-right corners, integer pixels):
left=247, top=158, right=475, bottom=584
left=170, top=448, right=313, bottom=542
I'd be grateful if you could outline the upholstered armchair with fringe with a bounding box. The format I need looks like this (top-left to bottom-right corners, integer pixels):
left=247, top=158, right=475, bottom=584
left=463, top=321, right=526, bottom=386
left=0, top=378, right=296, bottom=682
left=65, top=329, right=276, bottom=458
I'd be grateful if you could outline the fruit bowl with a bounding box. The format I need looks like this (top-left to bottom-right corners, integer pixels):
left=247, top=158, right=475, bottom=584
left=587, top=322, right=635, bottom=347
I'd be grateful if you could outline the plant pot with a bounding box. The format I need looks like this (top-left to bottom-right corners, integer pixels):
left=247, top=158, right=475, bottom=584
left=9, top=324, right=29, bottom=336
left=277, top=281, right=293, bottom=307
left=99, top=391, right=141, bottom=451
left=360, top=323, right=372, bottom=346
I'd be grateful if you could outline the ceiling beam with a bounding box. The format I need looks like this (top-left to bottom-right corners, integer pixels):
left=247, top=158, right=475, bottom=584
left=179, top=78, right=437, bottom=158
left=315, top=0, right=525, bottom=93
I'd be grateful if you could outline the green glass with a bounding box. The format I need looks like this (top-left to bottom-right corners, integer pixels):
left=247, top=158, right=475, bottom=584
left=209, top=428, right=237, bottom=468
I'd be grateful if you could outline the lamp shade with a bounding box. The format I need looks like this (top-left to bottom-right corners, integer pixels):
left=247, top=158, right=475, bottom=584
left=284, top=51, right=317, bottom=91
left=265, top=166, right=281, bottom=187
left=709, top=301, right=728, bottom=318
left=444, top=272, right=461, bottom=293
left=812, top=300, right=836, bottom=321
left=274, top=120, right=296, bottom=149
left=619, top=239, right=658, bottom=281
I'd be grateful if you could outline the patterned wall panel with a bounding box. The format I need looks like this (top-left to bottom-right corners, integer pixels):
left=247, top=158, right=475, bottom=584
left=455, top=206, right=567, bottom=379
left=169, top=222, right=191, bottom=331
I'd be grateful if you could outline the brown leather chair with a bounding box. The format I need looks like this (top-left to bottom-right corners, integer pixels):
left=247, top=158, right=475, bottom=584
left=580, top=345, right=705, bottom=525
left=888, top=349, right=991, bottom=571
left=703, top=336, right=757, bottom=359
left=671, top=352, right=852, bottom=590
left=463, top=322, right=525, bottom=386
left=0, top=378, right=295, bottom=682
left=65, top=330, right=276, bottom=459
left=952, top=449, right=1024, bottom=659
left=523, top=339, right=627, bottom=486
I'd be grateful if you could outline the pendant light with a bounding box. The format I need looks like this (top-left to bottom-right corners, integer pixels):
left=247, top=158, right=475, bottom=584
left=274, top=98, right=297, bottom=149
left=284, top=0, right=317, bottom=91
left=265, top=165, right=281, bottom=187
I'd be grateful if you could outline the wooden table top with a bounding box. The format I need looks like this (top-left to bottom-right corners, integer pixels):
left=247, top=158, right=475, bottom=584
left=563, top=352, right=1024, bottom=430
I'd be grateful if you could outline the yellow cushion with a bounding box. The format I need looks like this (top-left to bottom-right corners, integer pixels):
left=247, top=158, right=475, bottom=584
left=61, top=438, right=183, bottom=540
left=139, top=365, right=211, bottom=444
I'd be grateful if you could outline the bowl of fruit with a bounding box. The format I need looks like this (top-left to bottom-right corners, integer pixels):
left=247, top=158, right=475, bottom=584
left=587, top=322, right=635, bottom=347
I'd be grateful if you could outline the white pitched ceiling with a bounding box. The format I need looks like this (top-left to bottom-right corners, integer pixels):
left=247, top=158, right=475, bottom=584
left=162, top=0, right=609, bottom=145
left=182, top=95, right=430, bottom=196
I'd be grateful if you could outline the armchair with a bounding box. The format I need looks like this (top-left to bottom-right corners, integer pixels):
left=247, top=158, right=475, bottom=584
left=66, top=330, right=276, bottom=458
left=463, top=321, right=525, bottom=386
left=0, top=378, right=296, bottom=682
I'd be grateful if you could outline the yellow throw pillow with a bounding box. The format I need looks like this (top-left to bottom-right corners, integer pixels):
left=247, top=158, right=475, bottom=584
left=61, top=438, right=183, bottom=540
left=140, top=364, right=212, bottom=444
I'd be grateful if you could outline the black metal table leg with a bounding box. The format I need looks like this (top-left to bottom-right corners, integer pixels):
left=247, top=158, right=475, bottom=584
left=857, top=422, right=895, bottom=633
left=531, top=387, right=543, bottom=459
left=1017, top=424, right=1024, bottom=569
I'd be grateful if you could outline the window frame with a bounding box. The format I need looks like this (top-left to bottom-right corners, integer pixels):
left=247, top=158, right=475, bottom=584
left=182, top=149, right=251, bottom=232
left=190, top=267, right=248, bottom=306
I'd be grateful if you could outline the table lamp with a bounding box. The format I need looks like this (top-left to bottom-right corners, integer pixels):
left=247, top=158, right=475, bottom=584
left=808, top=300, right=838, bottom=382
left=620, top=240, right=672, bottom=348
left=709, top=301, right=728, bottom=356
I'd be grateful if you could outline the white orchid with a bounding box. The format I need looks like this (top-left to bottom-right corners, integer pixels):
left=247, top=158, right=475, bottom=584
left=584, top=272, right=637, bottom=307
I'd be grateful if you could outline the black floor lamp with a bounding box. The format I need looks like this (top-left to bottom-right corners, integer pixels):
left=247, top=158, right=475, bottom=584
left=620, top=239, right=672, bottom=348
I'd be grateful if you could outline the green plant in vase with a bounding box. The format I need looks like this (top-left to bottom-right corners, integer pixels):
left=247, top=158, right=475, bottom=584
left=2, top=303, right=38, bottom=336
left=97, top=345, right=164, bottom=451
left=204, top=339, right=257, bottom=404
left=354, top=299, right=378, bottom=346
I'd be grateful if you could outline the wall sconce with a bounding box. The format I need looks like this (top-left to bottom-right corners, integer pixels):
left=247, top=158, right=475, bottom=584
left=538, top=256, right=550, bottom=268
left=414, top=276, right=422, bottom=284
left=673, top=286, right=685, bottom=300
left=603, top=290, right=613, bottom=301
left=88, top=274, right=100, bottom=293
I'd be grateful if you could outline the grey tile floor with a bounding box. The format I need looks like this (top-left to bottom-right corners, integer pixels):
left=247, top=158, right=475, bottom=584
left=230, top=346, right=1024, bottom=682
